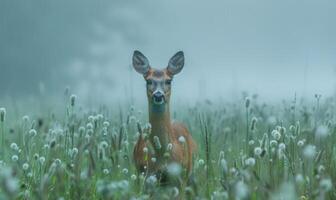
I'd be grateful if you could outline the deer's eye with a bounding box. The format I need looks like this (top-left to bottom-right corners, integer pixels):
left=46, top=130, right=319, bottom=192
left=165, top=80, right=172, bottom=85
left=146, top=80, right=153, bottom=85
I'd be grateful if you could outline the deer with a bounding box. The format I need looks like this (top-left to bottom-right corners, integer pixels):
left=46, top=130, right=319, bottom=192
left=132, top=50, right=196, bottom=185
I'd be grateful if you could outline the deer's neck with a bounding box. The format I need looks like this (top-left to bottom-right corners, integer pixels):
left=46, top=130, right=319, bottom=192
left=148, top=102, right=171, bottom=153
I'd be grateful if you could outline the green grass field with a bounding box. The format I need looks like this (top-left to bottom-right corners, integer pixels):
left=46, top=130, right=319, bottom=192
left=0, top=94, right=335, bottom=199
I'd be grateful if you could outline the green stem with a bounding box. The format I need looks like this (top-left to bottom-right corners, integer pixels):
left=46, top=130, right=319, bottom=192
left=246, top=108, right=249, bottom=152
left=1, top=123, right=4, bottom=158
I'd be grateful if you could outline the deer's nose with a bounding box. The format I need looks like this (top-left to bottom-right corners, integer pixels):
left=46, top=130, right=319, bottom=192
left=153, top=91, right=164, bottom=99
left=153, top=91, right=164, bottom=103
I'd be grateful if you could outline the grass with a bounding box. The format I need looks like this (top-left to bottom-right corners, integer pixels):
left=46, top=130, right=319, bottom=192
left=0, top=93, right=335, bottom=199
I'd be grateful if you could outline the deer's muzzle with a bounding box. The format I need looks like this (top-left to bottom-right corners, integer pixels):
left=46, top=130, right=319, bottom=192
left=153, top=91, right=165, bottom=105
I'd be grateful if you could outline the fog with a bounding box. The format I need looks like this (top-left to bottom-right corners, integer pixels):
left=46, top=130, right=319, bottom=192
left=1, top=0, right=335, bottom=105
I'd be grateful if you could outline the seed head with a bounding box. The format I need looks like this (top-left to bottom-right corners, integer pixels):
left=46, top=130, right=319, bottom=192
left=143, top=147, right=148, bottom=153
left=320, top=178, right=332, bottom=192
left=220, top=158, right=228, bottom=173
left=270, top=140, right=278, bottom=147
left=10, top=143, right=19, bottom=151
left=198, top=159, right=205, bottom=166
left=315, top=125, right=329, bottom=138
left=22, top=163, right=29, bottom=171
left=103, top=121, right=110, bottom=127
left=178, top=136, right=186, bottom=144
left=318, top=165, right=325, bottom=174
left=70, top=94, right=77, bottom=107
left=54, top=159, right=62, bottom=166
left=86, top=123, right=93, bottom=130
left=33, top=153, right=39, bottom=160
left=248, top=140, right=255, bottom=146
left=250, top=117, right=257, bottom=131
left=245, top=157, right=256, bottom=167
left=22, top=115, right=29, bottom=122
left=279, top=127, right=286, bottom=135
left=297, top=140, right=304, bottom=147
left=303, top=145, right=316, bottom=159
left=122, top=168, right=129, bottom=175
left=71, top=148, right=78, bottom=157
left=29, top=129, right=37, bottom=137
left=167, top=143, right=173, bottom=151
left=235, top=181, right=249, bottom=199
left=151, top=157, right=157, bottom=163
left=100, top=141, right=108, bottom=149
left=167, top=162, right=182, bottom=177
left=278, top=143, right=286, bottom=151
left=131, top=174, right=137, bottom=180
left=295, top=174, right=304, bottom=184
left=272, top=130, right=281, bottom=140
left=245, top=97, right=250, bottom=108
left=39, top=157, right=45, bottom=165
left=254, top=147, right=262, bottom=156
left=172, top=187, right=179, bottom=198
left=0, top=108, right=6, bottom=122
left=11, top=155, right=18, bottom=162
left=153, top=136, right=161, bottom=150
left=146, top=175, right=157, bottom=186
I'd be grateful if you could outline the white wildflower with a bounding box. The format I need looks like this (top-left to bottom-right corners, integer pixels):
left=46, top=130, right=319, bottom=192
left=315, top=125, right=329, bottom=138
left=153, top=136, right=161, bottom=149
left=172, top=187, right=179, bottom=198
left=295, top=174, right=304, bottom=184
left=103, top=121, right=110, bottom=127
left=0, top=108, right=6, bottom=122
left=235, top=181, right=249, bottom=199
left=131, top=174, right=137, bottom=180
left=22, top=115, right=29, bottom=122
left=279, top=143, right=286, bottom=151
left=319, top=178, right=332, bottom=192
left=22, top=163, right=29, bottom=171
left=54, top=159, right=62, bottom=166
left=245, top=157, right=256, bottom=167
left=143, top=147, right=148, bottom=153
left=100, top=141, right=108, bottom=148
left=270, top=140, right=278, bottom=147
left=10, top=143, right=19, bottom=151
left=297, top=140, right=304, bottom=147
left=146, top=175, right=157, bottom=185
left=272, top=130, right=281, bottom=140
left=122, top=168, right=129, bottom=175
left=220, top=158, right=228, bottom=173
left=167, top=162, right=182, bottom=176
left=254, top=147, right=262, bottom=156
left=11, top=155, right=18, bottom=162
left=86, top=122, right=93, bottom=130
left=178, top=136, right=186, bottom=144
left=103, top=169, right=109, bottom=175
left=318, top=165, right=325, bottom=174
left=248, top=140, right=255, bottom=146
left=167, top=143, right=173, bottom=151
left=198, top=159, right=205, bottom=166
left=39, top=156, right=46, bottom=165
left=29, top=129, right=37, bottom=137
left=303, top=145, right=316, bottom=159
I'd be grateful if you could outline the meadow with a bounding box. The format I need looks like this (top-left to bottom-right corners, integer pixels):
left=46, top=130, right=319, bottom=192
left=0, top=93, right=335, bottom=200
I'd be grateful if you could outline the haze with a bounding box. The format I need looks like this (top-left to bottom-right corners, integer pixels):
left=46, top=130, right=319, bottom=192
left=1, top=0, right=335, bottom=105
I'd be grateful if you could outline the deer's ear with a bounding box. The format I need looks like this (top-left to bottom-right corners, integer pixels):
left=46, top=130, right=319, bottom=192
left=133, top=50, right=150, bottom=75
left=167, top=51, right=184, bottom=75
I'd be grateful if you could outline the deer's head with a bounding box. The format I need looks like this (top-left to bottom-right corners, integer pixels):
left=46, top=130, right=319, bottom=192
left=132, top=51, right=184, bottom=110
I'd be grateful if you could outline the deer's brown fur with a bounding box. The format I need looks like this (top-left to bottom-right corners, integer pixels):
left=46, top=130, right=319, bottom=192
left=132, top=51, right=196, bottom=179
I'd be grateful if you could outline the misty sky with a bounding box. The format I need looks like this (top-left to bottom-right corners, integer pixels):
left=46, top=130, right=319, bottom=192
left=1, top=0, right=335, bottom=104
